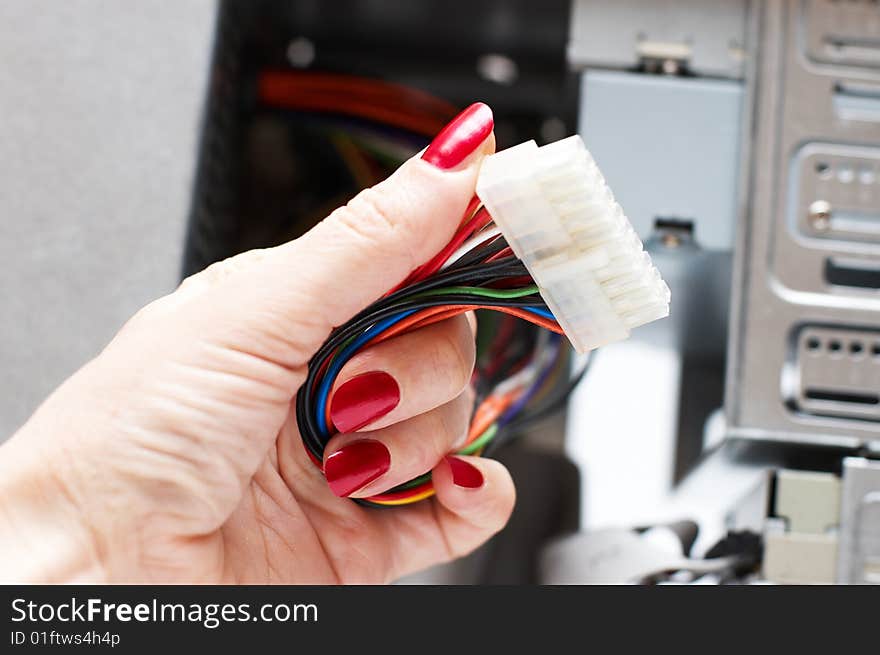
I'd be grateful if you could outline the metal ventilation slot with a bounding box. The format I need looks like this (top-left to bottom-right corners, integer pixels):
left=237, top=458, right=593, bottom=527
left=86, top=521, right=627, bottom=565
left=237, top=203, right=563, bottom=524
left=825, top=257, right=880, bottom=290
left=834, top=82, right=880, bottom=122
left=804, top=388, right=879, bottom=406
left=804, top=0, right=880, bottom=68
left=824, top=36, right=880, bottom=66
left=787, top=326, right=880, bottom=422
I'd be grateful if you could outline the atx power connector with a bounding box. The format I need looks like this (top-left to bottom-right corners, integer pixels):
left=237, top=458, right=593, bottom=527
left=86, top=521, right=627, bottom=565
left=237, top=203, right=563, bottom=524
left=476, top=135, right=671, bottom=353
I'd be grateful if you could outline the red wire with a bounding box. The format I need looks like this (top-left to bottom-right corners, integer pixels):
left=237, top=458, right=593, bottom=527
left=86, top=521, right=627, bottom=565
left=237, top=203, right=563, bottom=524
left=483, top=314, right=517, bottom=379
left=312, top=197, right=562, bottom=504
left=367, top=305, right=561, bottom=351
left=413, top=207, right=493, bottom=281
left=320, top=305, right=561, bottom=434
left=391, top=200, right=490, bottom=293
left=486, top=246, right=514, bottom=262
left=489, top=275, right=533, bottom=289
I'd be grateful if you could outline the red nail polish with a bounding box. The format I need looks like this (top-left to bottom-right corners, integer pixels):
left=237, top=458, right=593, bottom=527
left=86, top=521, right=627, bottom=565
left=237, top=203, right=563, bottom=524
left=422, top=102, right=494, bottom=170
left=330, top=371, right=400, bottom=433
left=325, top=440, right=391, bottom=497
left=445, top=456, right=484, bottom=489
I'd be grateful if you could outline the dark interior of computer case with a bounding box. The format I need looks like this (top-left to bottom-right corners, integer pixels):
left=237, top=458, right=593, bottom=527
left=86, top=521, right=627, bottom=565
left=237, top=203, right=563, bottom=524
left=183, top=0, right=581, bottom=583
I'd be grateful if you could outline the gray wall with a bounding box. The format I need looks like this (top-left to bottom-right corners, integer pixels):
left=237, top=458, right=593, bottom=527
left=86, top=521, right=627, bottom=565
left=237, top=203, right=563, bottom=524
left=0, top=0, right=216, bottom=438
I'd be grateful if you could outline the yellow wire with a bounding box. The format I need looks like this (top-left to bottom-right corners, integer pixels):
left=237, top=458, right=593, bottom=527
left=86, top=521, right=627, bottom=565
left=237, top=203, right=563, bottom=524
left=368, top=489, right=436, bottom=506
left=366, top=448, right=487, bottom=506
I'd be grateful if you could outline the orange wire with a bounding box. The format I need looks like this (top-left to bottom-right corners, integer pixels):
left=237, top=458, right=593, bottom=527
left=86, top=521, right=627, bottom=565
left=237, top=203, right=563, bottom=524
left=401, top=308, right=467, bottom=333
left=320, top=306, right=561, bottom=433
left=368, top=306, right=562, bottom=350
left=466, top=393, right=516, bottom=445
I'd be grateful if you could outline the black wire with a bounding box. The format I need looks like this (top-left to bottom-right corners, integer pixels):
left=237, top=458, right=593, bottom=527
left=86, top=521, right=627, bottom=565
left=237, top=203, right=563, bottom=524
left=296, top=293, right=551, bottom=459
left=308, top=259, right=535, bottom=380
left=446, top=236, right=510, bottom=271
left=294, top=236, right=589, bottom=494
left=336, top=256, right=528, bottom=331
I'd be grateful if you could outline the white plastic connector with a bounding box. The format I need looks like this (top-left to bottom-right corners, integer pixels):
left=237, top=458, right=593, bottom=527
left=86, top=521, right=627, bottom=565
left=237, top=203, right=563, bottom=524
left=475, top=135, right=670, bottom=353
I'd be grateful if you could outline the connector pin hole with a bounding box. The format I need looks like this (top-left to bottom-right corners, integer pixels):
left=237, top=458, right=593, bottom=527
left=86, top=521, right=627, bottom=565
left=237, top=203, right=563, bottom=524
left=838, top=165, right=855, bottom=184
left=828, top=340, right=843, bottom=354
left=850, top=341, right=864, bottom=356
left=806, top=337, right=822, bottom=351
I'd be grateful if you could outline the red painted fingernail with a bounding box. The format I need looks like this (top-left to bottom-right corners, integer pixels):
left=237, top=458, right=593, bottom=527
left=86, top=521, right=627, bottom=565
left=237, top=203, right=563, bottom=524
left=330, top=371, right=400, bottom=433
left=421, top=102, right=494, bottom=170
left=325, top=440, right=391, bottom=497
left=445, top=456, right=484, bottom=489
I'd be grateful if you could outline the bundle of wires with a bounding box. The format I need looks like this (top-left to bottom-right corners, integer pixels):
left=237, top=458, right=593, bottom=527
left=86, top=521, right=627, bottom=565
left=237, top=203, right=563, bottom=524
left=263, top=71, right=589, bottom=506
left=258, top=70, right=458, bottom=140
left=296, top=196, right=591, bottom=507
left=255, top=70, right=459, bottom=242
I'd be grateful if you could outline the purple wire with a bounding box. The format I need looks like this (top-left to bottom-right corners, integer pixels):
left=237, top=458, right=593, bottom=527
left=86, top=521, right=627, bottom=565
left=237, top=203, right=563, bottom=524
left=497, top=334, right=562, bottom=427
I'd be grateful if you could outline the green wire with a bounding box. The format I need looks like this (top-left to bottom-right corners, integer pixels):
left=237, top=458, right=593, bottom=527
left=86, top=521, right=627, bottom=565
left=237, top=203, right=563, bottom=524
left=324, top=286, right=523, bottom=492
left=414, top=285, right=539, bottom=300
left=327, top=285, right=538, bottom=370
left=458, top=423, right=499, bottom=456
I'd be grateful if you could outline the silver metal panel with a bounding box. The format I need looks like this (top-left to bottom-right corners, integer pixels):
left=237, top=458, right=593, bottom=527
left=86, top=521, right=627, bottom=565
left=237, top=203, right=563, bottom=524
left=0, top=1, right=216, bottom=439
left=784, top=325, right=880, bottom=422
left=579, top=71, right=743, bottom=251
left=790, top=144, right=880, bottom=248
left=568, top=8, right=746, bottom=533
left=837, top=457, right=880, bottom=584
left=803, top=0, right=880, bottom=69
left=727, top=0, right=880, bottom=447
left=568, top=0, right=749, bottom=78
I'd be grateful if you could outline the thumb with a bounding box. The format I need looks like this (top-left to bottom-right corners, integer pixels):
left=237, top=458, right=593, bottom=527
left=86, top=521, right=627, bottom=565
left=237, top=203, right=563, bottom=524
left=255, top=102, right=495, bottom=356
left=278, top=103, right=495, bottom=340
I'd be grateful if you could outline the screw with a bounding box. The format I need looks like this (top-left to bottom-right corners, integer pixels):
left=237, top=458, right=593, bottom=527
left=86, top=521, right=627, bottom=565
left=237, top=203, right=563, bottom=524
left=662, top=233, right=681, bottom=248
left=808, top=200, right=832, bottom=232
left=661, top=59, right=680, bottom=75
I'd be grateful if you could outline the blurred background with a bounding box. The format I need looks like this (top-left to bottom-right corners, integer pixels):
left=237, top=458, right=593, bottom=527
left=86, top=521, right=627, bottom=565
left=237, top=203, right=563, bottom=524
left=2, top=0, right=880, bottom=584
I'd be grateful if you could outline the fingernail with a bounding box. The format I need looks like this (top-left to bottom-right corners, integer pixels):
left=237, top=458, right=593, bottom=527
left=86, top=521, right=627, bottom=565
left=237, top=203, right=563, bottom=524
left=330, top=371, right=400, bottom=433
left=445, top=456, right=484, bottom=489
left=325, top=440, right=391, bottom=497
left=421, top=102, right=494, bottom=170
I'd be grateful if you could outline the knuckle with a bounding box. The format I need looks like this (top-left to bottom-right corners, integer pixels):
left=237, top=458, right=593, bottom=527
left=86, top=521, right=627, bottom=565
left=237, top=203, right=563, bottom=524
left=194, top=249, right=269, bottom=287
left=335, top=190, right=397, bottom=244
left=195, top=260, right=231, bottom=286
left=347, top=187, right=399, bottom=235
left=331, top=187, right=419, bottom=269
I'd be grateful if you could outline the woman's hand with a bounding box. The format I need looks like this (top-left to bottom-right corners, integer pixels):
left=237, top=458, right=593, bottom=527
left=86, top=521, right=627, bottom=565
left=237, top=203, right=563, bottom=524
left=0, top=103, right=515, bottom=583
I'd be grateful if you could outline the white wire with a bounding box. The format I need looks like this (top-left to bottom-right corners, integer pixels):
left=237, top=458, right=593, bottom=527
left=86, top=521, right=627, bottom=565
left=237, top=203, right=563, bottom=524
left=439, top=225, right=503, bottom=271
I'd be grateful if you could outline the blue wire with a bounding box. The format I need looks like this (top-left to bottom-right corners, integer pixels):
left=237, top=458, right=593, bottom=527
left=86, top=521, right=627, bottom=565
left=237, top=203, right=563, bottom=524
left=316, top=309, right=416, bottom=436
left=314, top=305, right=557, bottom=437
left=525, top=306, right=555, bottom=320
